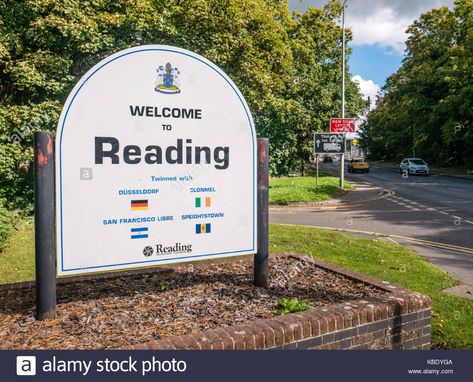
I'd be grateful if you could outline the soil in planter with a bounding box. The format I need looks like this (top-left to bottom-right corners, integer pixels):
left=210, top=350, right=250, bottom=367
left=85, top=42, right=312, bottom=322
left=0, top=255, right=386, bottom=349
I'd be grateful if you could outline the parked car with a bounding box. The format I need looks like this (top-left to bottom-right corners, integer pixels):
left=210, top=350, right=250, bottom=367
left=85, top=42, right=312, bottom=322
left=348, top=158, right=370, bottom=173
left=399, top=158, right=430, bottom=175
left=322, top=154, right=333, bottom=163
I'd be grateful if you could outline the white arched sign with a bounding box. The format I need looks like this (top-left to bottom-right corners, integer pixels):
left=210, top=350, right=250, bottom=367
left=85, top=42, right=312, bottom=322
left=56, top=45, right=257, bottom=275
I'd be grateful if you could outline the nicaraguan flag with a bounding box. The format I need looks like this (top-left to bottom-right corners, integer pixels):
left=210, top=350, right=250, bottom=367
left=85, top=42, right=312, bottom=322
left=131, top=227, right=148, bottom=239
left=195, top=223, right=211, bottom=234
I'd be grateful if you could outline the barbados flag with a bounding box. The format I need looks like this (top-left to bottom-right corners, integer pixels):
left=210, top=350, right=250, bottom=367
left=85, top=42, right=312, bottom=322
left=195, top=223, right=211, bottom=234
left=131, top=199, right=148, bottom=211
left=131, top=227, right=148, bottom=239
left=195, top=197, right=211, bottom=208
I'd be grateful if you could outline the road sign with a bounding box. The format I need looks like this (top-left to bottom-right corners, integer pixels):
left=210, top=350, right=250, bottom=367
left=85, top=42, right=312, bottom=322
left=330, top=118, right=356, bottom=133
left=352, top=139, right=358, bottom=146
left=55, top=45, right=257, bottom=276
left=314, top=133, right=346, bottom=154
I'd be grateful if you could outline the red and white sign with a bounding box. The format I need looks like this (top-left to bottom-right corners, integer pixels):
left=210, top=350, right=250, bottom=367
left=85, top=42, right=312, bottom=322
left=330, top=118, right=356, bottom=133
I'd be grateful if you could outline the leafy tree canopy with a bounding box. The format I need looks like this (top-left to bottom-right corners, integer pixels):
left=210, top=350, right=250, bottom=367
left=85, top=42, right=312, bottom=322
left=361, top=0, right=472, bottom=167
left=0, top=0, right=363, bottom=211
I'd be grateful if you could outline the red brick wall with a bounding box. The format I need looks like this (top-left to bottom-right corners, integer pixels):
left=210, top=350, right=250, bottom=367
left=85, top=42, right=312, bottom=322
left=127, top=255, right=432, bottom=350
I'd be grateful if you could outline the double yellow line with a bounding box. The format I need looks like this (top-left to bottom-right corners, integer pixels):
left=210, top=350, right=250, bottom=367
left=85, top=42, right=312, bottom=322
left=278, top=224, right=473, bottom=255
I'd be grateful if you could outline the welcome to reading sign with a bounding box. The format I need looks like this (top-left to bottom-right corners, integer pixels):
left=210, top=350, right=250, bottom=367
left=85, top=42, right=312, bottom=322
left=56, top=45, right=257, bottom=275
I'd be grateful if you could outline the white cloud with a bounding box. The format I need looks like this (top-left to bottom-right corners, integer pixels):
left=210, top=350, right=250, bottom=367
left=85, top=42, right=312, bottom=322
left=352, top=75, right=380, bottom=108
left=347, top=8, right=410, bottom=54
left=289, top=0, right=455, bottom=54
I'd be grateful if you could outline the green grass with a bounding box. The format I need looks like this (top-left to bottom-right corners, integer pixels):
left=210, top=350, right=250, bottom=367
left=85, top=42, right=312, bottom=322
left=269, top=173, right=354, bottom=205
left=1, top=219, right=472, bottom=349
left=0, top=218, right=35, bottom=284
left=269, top=224, right=473, bottom=350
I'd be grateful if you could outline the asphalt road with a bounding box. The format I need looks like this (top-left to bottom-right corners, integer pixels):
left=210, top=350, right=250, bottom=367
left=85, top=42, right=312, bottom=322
left=270, top=161, right=473, bottom=285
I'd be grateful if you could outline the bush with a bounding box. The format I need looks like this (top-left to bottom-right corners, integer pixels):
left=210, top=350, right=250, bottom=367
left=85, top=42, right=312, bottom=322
left=0, top=200, right=18, bottom=252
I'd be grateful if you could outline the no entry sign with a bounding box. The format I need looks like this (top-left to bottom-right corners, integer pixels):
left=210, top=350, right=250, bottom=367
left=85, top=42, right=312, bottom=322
left=55, top=45, right=257, bottom=275
left=330, top=118, right=356, bottom=133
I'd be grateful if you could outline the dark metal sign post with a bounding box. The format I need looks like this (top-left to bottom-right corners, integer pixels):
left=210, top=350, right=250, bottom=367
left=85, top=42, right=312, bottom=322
left=254, top=138, right=269, bottom=288
left=34, top=131, right=57, bottom=320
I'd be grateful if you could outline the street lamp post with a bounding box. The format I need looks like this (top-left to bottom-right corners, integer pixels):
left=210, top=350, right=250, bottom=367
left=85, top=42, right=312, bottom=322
left=340, top=0, right=347, bottom=189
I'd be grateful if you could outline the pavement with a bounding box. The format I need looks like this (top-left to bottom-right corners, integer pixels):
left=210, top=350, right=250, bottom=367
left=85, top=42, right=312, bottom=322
left=270, top=161, right=473, bottom=298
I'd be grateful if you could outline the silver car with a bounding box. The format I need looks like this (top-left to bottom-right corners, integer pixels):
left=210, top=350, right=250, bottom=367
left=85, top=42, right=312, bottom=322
left=399, top=158, right=430, bottom=175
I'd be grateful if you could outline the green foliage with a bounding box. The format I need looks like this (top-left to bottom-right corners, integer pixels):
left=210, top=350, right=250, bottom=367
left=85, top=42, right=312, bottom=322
left=259, top=1, right=365, bottom=175
left=0, top=199, right=18, bottom=251
left=0, top=0, right=364, bottom=211
left=159, top=281, right=170, bottom=292
left=273, top=297, right=312, bottom=315
left=361, top=0, right=473, bottom=167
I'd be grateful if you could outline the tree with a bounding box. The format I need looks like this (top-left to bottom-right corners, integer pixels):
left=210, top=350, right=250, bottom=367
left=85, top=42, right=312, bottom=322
left=0, top=0, right=363, bottom=211
left=259, top=0, right=364, bottom=175
left=361, top=0, right=472, bottom=166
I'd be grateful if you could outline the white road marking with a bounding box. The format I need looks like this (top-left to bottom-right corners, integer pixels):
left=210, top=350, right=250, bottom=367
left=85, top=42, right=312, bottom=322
left=387, top=196, right=424, bottom=211
left=384, top=195, right=473, bottom=222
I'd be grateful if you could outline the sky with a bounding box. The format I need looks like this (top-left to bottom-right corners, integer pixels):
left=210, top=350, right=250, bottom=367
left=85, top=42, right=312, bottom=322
left=288, top=0, right=455, bottom=107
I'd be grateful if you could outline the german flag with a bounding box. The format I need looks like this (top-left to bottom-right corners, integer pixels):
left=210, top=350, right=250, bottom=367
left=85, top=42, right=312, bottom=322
left=131, top=199, right=148, bottom=211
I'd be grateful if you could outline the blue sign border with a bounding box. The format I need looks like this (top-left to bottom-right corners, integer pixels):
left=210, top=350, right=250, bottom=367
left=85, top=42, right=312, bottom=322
left=58, top=47, right=256, bottom=273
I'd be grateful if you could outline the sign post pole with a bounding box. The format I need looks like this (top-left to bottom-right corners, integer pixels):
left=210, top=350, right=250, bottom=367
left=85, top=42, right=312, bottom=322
left=34, top=131, right=57, bottom=320
left=316, top=154, right=319, bottom=189
left=254, top=138, right=269, bottom=288
left=329, top=119, right=355, bottom=191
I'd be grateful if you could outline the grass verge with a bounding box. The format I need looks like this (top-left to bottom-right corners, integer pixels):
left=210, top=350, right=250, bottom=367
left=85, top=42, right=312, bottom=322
left=1, top=220, right=471, bottom=349
left=269, top=224, right=473, bottom=350
left=269, top=173, right=354, bottom=205
left=0, top=218, right=34, bottom=284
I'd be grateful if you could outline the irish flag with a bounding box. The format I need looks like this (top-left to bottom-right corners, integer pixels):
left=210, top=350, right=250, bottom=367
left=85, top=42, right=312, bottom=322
left=195, top=197, right=211, bottom=208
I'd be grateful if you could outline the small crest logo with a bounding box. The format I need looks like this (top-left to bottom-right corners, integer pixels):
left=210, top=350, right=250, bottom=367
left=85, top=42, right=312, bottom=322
left=155, top=63, right=181, bottom=94
left=143, top=246, right=154, bottom=257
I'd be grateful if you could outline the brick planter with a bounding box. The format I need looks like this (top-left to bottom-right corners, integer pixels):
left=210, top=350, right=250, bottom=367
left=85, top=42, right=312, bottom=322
left=0, top=253, right=431, bottom=350
left=126, top=254, right=432, bottom=350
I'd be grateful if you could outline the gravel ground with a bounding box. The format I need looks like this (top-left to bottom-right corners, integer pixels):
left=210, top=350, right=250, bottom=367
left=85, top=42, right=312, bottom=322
left=0, top=256, right=386, bottom=349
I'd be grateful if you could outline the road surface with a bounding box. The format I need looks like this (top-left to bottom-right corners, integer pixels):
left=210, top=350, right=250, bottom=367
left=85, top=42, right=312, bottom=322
left=270, top=162, right=473, bottom=286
